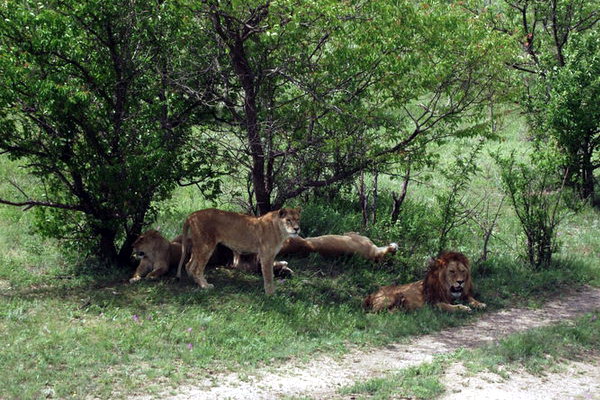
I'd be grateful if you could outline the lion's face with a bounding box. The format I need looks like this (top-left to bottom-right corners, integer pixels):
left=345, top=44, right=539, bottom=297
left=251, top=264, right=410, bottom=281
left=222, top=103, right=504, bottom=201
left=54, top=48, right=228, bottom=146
left=278, top=208, right=301, bottom=237
left=132, top=230, right=167, bottom=260
left=442, top=260, right=470, bottom=299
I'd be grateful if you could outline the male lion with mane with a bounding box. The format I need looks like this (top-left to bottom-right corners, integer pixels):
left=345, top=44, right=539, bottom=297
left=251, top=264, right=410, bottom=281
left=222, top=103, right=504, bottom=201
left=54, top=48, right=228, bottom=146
left=177, top=208, right=301, bottom=295
left=363, top=251, right=486, bottom=313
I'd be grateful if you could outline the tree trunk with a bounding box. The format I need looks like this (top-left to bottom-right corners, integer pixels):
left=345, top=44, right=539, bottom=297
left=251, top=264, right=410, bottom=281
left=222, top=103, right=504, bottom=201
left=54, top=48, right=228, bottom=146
left=358, top=171, right=368, bottom=227
left=391, top=166, right=410, bottom=223
left=208, top=6, right=272, bottom=214
left=371, top=172, right=378, bottom=225
left=97, top=227, right=119, bottom=266
left=581, top=144, right=596, bottom=205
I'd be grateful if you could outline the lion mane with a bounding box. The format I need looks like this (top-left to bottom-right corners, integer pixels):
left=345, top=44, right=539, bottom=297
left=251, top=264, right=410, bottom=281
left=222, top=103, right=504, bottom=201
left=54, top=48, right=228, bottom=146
left=363, top=251, right=486, bottom=313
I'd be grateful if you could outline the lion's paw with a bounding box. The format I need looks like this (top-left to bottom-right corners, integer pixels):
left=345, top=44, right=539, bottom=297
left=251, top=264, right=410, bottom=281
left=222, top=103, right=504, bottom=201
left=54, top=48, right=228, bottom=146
left=456, top=304, right=472, bottom=312
left=129, top=276, right=141, bottom=284
left=472, top=301, right=487, bottom=309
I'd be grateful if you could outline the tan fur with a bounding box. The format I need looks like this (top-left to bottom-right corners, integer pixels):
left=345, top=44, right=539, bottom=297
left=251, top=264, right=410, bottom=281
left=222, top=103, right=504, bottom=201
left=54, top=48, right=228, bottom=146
left=129, top=230, right=182, bottom=283
left=278, top=232, right=398, bottom=262
left=364, top=251, right=486, bottom=313
left=177, top=208, right=301, bottom=295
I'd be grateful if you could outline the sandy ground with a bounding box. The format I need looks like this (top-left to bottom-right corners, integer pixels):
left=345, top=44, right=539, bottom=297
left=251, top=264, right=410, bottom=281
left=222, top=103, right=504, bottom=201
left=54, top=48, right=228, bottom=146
left=441, top=358, right=600, bottom=400
left=139, top=286, right=600, bottom=400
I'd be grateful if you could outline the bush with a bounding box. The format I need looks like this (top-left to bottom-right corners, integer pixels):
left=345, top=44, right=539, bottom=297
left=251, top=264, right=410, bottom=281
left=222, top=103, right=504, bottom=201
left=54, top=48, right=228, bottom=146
left=495, top=153, right=568, bottom=269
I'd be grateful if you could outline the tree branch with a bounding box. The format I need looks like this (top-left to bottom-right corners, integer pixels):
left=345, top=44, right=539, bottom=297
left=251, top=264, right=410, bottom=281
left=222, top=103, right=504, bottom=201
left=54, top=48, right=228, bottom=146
left=0, top=197, right=83, bottom=212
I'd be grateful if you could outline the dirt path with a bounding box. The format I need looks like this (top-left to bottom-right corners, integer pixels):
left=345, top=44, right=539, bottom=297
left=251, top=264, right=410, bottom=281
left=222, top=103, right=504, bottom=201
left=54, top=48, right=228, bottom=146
left=160, top=286, right=600, bottom=400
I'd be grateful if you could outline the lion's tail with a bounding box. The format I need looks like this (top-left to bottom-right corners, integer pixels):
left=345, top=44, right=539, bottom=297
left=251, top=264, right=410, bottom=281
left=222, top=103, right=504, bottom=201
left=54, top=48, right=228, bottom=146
left=176, top=220, right=190, bottom=279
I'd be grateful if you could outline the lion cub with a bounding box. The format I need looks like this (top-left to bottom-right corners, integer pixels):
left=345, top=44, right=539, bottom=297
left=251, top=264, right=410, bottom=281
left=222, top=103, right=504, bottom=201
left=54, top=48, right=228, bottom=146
left=177, top=208, right=301, bottom=295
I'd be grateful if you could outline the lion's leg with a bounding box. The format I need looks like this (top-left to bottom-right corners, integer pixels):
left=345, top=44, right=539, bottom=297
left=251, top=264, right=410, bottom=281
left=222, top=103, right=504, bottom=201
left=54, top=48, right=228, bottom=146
left=258, top=252, right=276, bottom=295
left=147, top=260, right=169, bottom=280
left=231, top=251, right=242, bottom=269
left=466, top=296, right=487, bottom=309
left=130, top=258, right=152, bottom=283
left=435, top=302, right=472, bottom=313
left=369, top=243, right=400, bottom=262
left=188, top=244, right=216, bottom=289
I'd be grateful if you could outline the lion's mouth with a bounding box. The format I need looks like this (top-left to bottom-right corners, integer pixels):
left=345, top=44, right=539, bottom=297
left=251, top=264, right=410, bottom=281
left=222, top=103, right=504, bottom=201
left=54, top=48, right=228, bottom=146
left=450, top=286, right=463, bottom=294
left=450, top=285, right=463, bottom=299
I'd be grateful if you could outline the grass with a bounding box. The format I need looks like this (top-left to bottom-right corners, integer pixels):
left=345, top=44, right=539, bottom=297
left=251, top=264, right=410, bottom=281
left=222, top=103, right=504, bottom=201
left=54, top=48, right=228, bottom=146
left=0, top=110, right=599, bottom=399
left=340, top=312, right=600, bottom=400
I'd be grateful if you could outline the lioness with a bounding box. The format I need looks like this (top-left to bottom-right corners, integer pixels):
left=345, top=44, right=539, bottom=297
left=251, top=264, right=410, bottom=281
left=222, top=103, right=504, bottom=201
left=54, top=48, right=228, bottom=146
left=363, top=251, right=486, bottom=313
left=177, top=208, right=301, bottom=295
left=279, top=233, right=398, bottom=262
left=129, top=230, right=293, bottom=282
left=129, top=229, right=182, bottom=283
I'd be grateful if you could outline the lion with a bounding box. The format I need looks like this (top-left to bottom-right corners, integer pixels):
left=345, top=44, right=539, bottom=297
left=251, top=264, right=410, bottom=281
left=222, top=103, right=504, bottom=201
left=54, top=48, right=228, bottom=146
left=129, top=230, right=294, bottom=283
left=279, top=233, right=398, bottom=262
left=129, top=229, right=183, bottom=283
left=177, top=207, right=301, bottom=295
left=363, top=251, right=486, bottom=313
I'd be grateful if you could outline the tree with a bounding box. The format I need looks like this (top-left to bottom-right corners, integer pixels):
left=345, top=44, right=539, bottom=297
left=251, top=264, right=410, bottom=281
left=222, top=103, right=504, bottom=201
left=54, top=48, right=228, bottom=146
left=186, top=0, right=513, bottom=214
left=475, top=0, right=599, bottom=74
left=534, top=32, right=600, bottom=204
left=473, top=0, right=599, bottom=204
left=0, top=0, right=219, bottom=264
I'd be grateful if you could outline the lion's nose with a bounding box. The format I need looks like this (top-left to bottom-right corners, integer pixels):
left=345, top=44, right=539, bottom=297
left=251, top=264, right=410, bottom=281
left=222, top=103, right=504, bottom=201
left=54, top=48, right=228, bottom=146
left=456, top=280, right=464, bottom=285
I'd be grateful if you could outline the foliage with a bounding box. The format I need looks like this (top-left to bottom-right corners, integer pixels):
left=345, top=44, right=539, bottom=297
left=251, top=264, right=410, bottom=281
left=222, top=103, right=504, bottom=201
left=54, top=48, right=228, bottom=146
left=0, top=0, right=221, bottom=262
left=186, top=0, right=514, bottom=214
left=433, top=139, right=485, bottom=252
left=495, top=153, right=568, bottom=269
left=476, top=0, right=600, bottom=204
left=531, top=32, right=600, bottom=204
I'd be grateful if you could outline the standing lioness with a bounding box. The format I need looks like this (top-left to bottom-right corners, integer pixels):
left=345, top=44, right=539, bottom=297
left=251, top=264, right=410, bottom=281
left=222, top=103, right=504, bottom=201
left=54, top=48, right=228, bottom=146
left=177, top=208, right=301, bottom=295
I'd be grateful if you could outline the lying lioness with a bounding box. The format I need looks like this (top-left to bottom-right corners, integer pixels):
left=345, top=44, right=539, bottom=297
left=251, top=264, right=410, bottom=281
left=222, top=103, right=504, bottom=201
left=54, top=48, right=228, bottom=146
left=279, top=233, right=398, bottom=262
left=129, top=230, right=182, bottom=283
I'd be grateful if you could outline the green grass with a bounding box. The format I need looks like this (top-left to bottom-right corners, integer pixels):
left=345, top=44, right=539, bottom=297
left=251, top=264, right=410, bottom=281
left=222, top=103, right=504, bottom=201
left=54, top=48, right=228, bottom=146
left=0, top=250, right=596, bottom=399
left=340, top=312, right=600, bottom=400
left=0, top=110, right=599, bottom=399
left=340, top=361, right=446, bottom=400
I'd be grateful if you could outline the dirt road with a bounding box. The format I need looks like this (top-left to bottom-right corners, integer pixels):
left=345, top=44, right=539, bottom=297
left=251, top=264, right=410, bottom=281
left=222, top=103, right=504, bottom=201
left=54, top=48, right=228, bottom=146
left=154, top=286, right=600, bottom=400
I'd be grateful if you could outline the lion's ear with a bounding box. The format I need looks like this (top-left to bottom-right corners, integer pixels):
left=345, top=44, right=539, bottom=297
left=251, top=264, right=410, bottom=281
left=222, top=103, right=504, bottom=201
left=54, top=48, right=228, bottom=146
left=296, top=207, right=302, bottom=214
left=278, top=209, right=287, bottom=218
